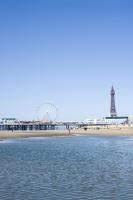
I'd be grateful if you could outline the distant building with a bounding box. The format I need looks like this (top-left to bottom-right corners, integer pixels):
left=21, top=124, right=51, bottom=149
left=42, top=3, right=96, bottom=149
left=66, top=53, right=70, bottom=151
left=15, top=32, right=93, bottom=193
left=85, top=118, right=109, bottom=126
left=106, top=86, right=128, bottom=124
left=1, top=118, right=17, bottom=124
left=110, top=86, right=117, bottom=117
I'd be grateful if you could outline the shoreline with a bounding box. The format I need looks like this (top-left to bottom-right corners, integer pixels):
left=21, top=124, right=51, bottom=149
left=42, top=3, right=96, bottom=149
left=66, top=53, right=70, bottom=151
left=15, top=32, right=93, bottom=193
left=0, top=130, right=70, bottom=139
left=0, top=127, right=133, bottom=139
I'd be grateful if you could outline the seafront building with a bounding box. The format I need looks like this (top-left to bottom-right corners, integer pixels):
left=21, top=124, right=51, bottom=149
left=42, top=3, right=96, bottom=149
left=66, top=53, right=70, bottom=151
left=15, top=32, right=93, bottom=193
left=110, top=86, right=117, bottom=117
left=84, top=86, right=129, bottom=126
left=105, top=86, right=128, bottom=124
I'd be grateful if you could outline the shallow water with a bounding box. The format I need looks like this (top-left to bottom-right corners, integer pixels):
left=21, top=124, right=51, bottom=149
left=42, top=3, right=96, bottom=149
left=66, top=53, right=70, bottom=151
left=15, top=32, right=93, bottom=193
left=0, top=136, right=133, bottom=200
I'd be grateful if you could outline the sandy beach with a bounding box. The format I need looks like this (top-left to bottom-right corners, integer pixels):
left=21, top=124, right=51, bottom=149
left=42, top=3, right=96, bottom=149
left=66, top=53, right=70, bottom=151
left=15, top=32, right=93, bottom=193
left=0, top=130, right=70, bottom=139
left=0, top=126, right=133, bottom=139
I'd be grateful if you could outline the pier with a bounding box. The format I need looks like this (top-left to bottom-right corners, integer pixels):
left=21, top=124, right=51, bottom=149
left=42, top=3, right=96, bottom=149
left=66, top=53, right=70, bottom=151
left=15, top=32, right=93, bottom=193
left=0, top=118, right=78, bottom=131
left=0, top=119, right=56, bottom=131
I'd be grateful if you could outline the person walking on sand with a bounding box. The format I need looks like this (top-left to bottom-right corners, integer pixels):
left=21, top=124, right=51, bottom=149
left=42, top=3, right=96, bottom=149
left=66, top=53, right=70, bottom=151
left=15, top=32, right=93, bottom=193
left=66, top=124, right=71, bottom=134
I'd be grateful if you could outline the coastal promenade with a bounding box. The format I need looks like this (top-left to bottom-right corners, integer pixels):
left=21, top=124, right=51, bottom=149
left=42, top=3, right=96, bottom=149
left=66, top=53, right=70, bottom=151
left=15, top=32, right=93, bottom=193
left=1, top=126, right=133, bottom=139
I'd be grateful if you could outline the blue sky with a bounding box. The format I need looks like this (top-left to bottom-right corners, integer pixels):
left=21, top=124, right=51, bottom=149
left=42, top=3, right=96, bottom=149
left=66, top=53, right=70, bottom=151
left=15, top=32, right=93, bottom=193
left=0, top=0, right=133, bottom=121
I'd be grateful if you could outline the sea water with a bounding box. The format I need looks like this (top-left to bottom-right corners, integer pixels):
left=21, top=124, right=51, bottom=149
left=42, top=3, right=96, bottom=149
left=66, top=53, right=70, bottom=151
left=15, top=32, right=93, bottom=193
left=0, top=136, right=133, bottom=200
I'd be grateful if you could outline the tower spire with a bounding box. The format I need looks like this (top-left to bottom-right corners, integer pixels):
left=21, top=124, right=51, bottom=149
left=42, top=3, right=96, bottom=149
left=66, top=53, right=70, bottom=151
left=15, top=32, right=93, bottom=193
left=110, top=86, right=117, bottom=117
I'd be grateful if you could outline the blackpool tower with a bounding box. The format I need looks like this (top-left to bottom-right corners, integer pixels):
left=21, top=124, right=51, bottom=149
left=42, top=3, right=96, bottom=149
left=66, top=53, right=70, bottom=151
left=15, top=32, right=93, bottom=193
left=110, top=86, right=117, bottom=117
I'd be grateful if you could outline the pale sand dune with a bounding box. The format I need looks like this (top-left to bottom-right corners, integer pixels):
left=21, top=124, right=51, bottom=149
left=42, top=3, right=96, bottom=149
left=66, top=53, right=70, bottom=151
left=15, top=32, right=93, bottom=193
left=0, top=127, right=133, bottom=139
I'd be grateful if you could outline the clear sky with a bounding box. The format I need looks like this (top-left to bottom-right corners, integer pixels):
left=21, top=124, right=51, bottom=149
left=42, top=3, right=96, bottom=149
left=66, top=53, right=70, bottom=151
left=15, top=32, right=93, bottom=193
left=0, top=0, right=133, bottom=121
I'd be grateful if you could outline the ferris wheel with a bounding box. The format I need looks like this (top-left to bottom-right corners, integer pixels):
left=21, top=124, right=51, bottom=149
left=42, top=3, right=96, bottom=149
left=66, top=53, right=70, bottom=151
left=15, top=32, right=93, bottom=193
left=36, top=103, right=58, bottom=123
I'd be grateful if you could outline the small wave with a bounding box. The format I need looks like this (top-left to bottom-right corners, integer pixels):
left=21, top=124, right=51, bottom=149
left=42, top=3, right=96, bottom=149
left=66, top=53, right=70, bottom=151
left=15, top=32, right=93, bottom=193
left=24, top=137, right=49, bottom=140
left=0, top=139, right=14, bottom=144
left=73, top=134, right=83, bottom=136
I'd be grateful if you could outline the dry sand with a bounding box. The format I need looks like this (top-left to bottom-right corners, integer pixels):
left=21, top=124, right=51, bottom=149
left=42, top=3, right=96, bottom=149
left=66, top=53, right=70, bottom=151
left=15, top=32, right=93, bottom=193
left=0, top=126, right=133, bottom=139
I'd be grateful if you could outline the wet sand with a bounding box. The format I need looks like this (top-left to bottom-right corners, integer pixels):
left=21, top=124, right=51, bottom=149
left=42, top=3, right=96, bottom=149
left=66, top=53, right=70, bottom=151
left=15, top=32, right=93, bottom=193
left=0, top=127, right=133, bottom=139
left=0, top=130, right=70, bottom=139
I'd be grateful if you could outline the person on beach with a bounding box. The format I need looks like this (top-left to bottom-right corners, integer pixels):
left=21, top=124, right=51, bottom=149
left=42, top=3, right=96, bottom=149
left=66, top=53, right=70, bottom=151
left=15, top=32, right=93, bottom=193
left=66, top=124, right=71, bottom=134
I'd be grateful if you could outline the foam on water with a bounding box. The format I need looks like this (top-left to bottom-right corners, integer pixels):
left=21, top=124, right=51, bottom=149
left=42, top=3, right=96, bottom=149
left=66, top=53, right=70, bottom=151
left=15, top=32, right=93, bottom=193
left=0, top=139, right=14, bottom=144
